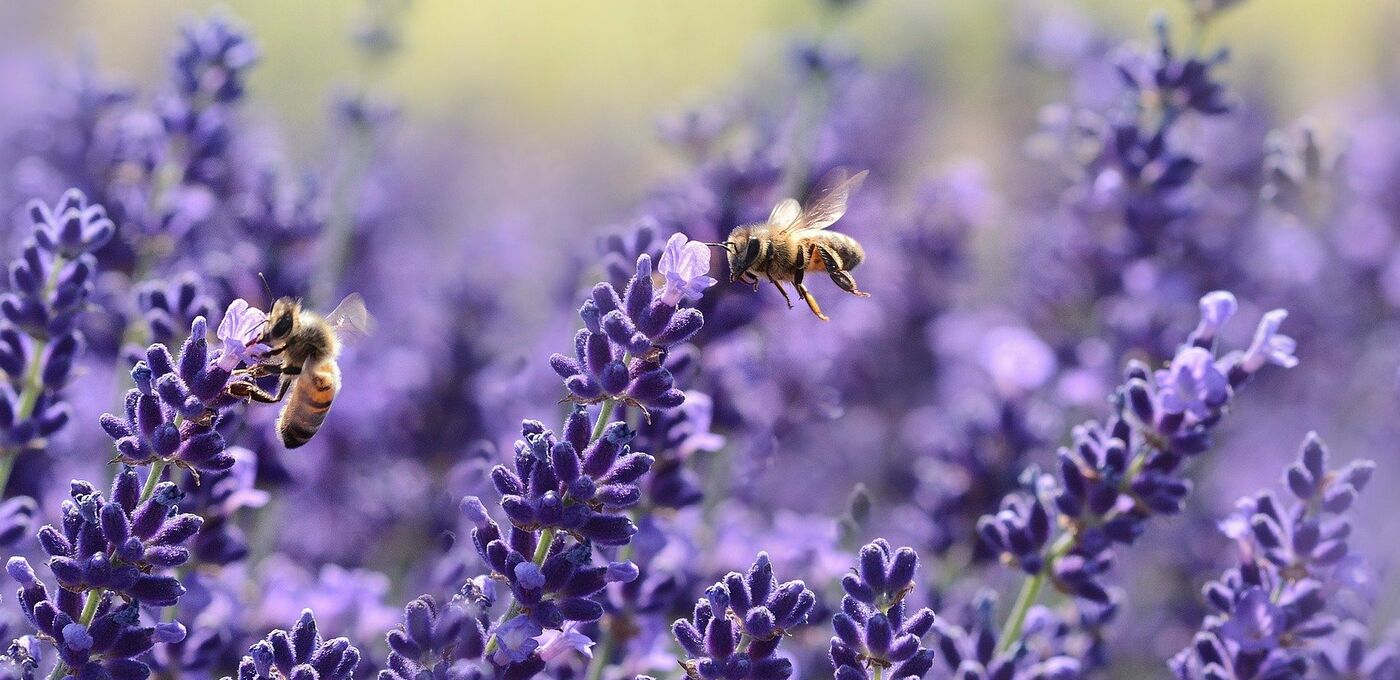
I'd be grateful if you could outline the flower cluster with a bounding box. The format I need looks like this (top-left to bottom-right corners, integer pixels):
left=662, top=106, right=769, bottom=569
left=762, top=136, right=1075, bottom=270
left=233, top=610, right=360, bottom=680
left=379, top=594, right=485, bottom=680
left=9, top=557, right=185, bottom=680
left=931, top=592, right=1089, bottom=680
left=457, top=400, right=650, bottom=673
left=160, top=16, right=259, bottom=199
left=460, top=492, right=633, bottom=660
left=1, top=3, right=1399, bottom=680
left=36, top=468, right=202, bottom=607
left=0, top=190, right=113, bottom=453
left=99, top=301, right=266, bottom=475
left=1171, top=433, right=1376, bottom=679
left=829, top=540, right=936, bottom=680
left=489, top=410, right=654, bottom=546
left=1107, top=15, right=1232, bottom=242
left=671, top=552, right=817, bottom=680
left=131, top=273, right=216, bottom=347
left=978, top=292, right=1297, bottom=606
left=551, top=234, right=714, bottom=413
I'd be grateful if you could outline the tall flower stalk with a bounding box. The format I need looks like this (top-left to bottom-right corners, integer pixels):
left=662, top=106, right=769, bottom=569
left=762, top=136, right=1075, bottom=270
left=980, top=292, right=1297, bottom=655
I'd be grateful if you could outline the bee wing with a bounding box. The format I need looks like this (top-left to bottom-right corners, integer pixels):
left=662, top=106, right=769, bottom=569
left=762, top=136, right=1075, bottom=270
left=768, top=198, right=802, bottom=230
left=324, top=293, right=376, bottom=341
left=782, top=168, right=869, bottom=233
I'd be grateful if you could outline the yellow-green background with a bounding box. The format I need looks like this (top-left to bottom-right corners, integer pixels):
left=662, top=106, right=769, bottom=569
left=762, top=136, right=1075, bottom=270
left=9, top=0, right=1387, bottom=167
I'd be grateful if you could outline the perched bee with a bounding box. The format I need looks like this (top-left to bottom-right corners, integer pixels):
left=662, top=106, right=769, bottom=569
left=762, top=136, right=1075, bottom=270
left=713, top=168, right=871, bottom=321
left=229, top=293, right=373, bottom=448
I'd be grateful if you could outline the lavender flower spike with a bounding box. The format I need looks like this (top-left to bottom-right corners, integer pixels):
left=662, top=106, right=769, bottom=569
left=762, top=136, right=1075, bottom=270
left=831, top=540, right=937, bottom=680
left=672, top=552, right=817, bottom=680
left=657, top=233, right=718, bottom=306
left=233, top=609, right=360, bottom=680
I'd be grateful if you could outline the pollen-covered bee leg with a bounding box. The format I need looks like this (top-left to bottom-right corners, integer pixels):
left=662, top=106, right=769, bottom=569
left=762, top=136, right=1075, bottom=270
left=228, top=377, right=294, bottom=404
left=795, top=282, right=829, bottom=321
left=767, top=275, right=795, bottom=309
left=816, top=245, right=871, bottom=298
left=237, top=363, right=281, bottom=379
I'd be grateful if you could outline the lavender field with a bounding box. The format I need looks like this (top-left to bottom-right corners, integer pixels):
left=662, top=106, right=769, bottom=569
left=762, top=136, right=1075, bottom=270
left=0, top=1, right=1395, bottom=679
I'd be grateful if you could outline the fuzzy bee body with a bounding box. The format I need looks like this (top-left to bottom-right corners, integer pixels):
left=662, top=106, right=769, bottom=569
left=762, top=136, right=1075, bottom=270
left=718, top=169, right=871, bottom=321
left=272, top=312, right=342, bottom=448
left=229, top=293, right=372, bottom=449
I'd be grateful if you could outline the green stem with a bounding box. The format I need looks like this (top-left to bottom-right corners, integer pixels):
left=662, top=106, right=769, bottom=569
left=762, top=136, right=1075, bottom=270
left=584, top=630, right=617, bottom=680
left=140, top=459, right=170, bottom=504
left=995, top=570, right=1045, bottom=655
left=592, top=399, right=617, bottom=441
left=49, top=589, right=104, bottom=679
left=873, top=667, right=885, bottom=680
left=533, top=527, right=556, bottom=564
left=137, top=415, right=183, bottom=503
left=0, top=456, right=14, bottom=500
left=0, top=255, right=69, bottom=496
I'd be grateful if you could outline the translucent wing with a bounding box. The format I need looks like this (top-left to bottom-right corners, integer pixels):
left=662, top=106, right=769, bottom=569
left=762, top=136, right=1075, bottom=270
left=767, top=198, right=802, bottom=230
left=324, top=293, right=375, bottom=341
left=782, top=168, right=869, bottom=233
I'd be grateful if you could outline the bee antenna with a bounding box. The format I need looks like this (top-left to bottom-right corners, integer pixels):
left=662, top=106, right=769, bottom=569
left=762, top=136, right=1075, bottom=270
left=702, top=242, right=733, bottom=252
left=257, top=272, right=274, bottom=305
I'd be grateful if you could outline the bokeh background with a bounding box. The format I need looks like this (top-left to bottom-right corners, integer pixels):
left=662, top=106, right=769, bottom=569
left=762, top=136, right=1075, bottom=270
left=0, top=0, right=1397, bottom=678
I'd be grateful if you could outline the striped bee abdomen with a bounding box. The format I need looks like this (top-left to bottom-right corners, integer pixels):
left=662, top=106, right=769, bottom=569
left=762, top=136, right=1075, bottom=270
left=276, top=360, right=341, bottom=449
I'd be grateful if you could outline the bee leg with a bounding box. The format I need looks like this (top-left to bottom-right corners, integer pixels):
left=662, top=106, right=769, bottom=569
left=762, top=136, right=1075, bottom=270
left=794, top=282, right=829, bottom=321
left=228, top=377, right=293, bottom=404
left=816, top=245, right=871, bottom=298
left=741, top=271, right=761, bottom=292
left=766, top=275, right=795, bottom=309
left=236, top=363, right=280, bottom=379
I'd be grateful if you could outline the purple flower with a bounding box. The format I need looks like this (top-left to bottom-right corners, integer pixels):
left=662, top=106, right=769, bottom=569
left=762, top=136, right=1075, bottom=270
left=493, top=615, right=542, bottom=664
left=1154, top=346, right=1229, bottom=420
left=235, top=609, right=360, bottom=680
left=657, top=232, right=718, bottom=306
left=831, top=541, right=936, bottom=679
left=33, top=469, right=202, bottom=606
left=215, top=298, right=270, bottom=371
left=535, top=622, right=594, bottom=663
left=28, top=188, right=115, bottom=259
left=1215, top=588, right=1282, bottom=653
left=1191, top=290, right=1238, bottom=344
left=672, top=553, right=816, bottom=680
left=1240, top=309, right=1298, bottom=373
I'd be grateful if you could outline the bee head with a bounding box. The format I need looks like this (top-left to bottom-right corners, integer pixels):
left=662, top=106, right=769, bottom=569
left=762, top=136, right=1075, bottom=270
left=264, top=297, right=302, bottom=344
left=714, top=227, right=759, bottom=282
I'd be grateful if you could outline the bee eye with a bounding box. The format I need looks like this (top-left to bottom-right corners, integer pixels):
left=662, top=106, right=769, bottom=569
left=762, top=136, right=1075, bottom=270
left=740, top=238, right=761, bottom=269
left=271, top=315, right=293, bottom=338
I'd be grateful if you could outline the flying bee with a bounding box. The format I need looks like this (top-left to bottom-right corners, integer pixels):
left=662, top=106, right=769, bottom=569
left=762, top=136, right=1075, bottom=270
left=228, top=293, right=374, bottom=449
left=710, top=168, right=871, bottom=321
